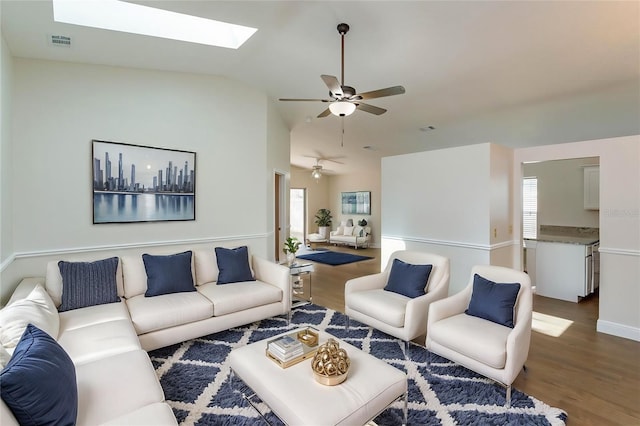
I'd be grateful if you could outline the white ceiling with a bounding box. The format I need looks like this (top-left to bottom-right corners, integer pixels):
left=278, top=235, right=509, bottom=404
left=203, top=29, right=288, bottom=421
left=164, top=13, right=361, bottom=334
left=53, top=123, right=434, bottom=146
left=2, top=1, right=639, bottom=176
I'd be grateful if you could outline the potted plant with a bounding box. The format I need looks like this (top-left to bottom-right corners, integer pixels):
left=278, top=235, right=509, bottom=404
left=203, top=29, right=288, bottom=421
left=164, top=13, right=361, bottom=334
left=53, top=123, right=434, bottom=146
left=283, top=237, right=301, bottom=265
left=314, top=209, right=333, bottom=239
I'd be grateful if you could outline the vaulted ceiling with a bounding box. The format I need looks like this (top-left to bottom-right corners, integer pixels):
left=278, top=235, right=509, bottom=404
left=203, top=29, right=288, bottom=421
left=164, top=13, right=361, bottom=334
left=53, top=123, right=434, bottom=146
left=3, top=1, right=639, bottom=175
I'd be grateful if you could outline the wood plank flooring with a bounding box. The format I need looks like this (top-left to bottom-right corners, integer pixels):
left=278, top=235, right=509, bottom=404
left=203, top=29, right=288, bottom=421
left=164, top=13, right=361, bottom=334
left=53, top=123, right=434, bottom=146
left=302, top=245, right=640, bottom=425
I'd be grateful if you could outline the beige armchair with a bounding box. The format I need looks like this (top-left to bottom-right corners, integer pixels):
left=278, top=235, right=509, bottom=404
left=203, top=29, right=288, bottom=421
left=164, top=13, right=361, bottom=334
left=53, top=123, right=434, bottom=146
left=344, top=250, right=450, bottom=353
left=426, top=265, right=532, bottom=407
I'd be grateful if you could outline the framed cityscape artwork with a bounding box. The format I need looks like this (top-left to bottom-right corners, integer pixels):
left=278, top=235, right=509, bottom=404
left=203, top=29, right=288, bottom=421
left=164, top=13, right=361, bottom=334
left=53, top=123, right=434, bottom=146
left=92, top=140, right=196, bottom=224
left=341, top=191, right=371, bottom=215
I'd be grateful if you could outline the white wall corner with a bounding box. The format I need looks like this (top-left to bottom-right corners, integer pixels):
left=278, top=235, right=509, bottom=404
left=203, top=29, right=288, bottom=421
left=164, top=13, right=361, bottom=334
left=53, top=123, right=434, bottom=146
left=596, top=319, right=640, bottom=342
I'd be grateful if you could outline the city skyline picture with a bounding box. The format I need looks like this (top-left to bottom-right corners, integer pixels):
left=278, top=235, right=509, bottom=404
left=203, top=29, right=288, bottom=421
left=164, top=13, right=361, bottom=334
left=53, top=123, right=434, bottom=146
left=92, top=140, right=196, bottom=224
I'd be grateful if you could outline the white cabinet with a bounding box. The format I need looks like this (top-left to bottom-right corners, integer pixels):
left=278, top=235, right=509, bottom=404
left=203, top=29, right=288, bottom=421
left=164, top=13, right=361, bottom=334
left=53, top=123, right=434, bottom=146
left=584, top=166, right=599, bottom=210
left=536, top=242, right=587, bottom=302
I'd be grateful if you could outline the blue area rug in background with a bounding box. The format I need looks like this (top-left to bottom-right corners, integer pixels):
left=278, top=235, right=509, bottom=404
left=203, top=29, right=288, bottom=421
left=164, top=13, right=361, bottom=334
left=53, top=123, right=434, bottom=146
left=150, top=305, right=567, bottom=425
left=296, top=250, right=373, bottom=265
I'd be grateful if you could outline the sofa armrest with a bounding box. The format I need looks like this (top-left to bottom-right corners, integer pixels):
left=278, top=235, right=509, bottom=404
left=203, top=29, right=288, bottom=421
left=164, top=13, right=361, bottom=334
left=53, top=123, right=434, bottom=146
left=251, top=256, right=291, bottom=310
left=345, top=272, right=387, bottom=295
left=404, top=291, right=444, bottom=340
left=427, top=286, right=471, bottom=325
left=6, top=277, right=46, bottom=306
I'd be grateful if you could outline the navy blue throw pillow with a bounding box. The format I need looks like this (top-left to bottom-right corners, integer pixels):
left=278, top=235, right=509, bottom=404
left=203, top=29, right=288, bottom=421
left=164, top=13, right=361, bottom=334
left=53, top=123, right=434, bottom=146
left=0, top=324, right=78, bottom=426
left=383, top=258, right=433, bottom=298
left=58, top=257, right=120, bottom=312
left=465, top=274, right=521, bottom=328
left=143, top=251, right=195, bottom=297
left=215, top=246, right=255, bottom=284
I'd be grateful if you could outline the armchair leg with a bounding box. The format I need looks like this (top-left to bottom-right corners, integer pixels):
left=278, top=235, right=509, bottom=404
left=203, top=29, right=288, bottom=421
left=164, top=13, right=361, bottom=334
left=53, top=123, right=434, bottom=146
left=345, top=315, right=350, bottom=333
left=403, top=340, right=410, bottom=360
left=505, top=384, right=512, bottom=408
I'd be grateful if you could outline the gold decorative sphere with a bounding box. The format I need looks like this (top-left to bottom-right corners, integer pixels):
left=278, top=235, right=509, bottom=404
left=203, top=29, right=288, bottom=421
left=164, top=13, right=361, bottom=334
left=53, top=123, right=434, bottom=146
left=311, top=338, right=350, bottom=386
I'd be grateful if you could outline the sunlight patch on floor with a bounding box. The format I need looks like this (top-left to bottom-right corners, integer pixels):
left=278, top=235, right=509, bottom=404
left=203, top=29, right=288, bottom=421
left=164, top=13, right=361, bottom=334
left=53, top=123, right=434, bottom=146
left=532, top=311, right=574, bottom=337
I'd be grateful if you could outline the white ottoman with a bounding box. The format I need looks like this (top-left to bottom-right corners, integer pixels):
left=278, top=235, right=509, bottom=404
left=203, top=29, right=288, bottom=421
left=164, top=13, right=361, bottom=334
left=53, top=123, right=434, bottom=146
left=229, top=329, right=407, bottom=426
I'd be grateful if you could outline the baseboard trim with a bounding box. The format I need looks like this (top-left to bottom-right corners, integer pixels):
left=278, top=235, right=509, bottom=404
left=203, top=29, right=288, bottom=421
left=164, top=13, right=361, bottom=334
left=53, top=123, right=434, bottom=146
left=597, top=319, right=640, bottom=342
left=9, top=233, right=268, bottom=260
left=382, top=235, right=516, bottom=251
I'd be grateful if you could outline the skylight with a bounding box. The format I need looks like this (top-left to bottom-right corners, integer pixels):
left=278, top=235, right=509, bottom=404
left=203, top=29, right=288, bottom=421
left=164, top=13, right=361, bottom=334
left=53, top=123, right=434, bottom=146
left=52, top=0, right=257, bottom=49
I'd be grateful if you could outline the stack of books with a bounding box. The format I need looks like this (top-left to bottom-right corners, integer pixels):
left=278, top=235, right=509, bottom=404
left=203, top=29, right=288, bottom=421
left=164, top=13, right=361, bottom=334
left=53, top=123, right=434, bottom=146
left=267, top=335, right=303, bottom=363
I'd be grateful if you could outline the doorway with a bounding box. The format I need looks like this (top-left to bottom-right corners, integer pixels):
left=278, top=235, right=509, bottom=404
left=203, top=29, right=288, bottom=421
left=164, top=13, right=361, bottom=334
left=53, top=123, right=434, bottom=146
left=290, top=188, right=306, bottom=243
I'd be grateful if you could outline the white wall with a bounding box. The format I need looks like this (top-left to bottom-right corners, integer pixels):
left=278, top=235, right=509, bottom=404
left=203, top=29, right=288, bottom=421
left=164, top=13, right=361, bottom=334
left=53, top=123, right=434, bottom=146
left=1, top=58, right=289, bottom=303
left=290, top=166, right=382, bottom=248
left=514, top=135, right=640, bottom=341
left=329, top=169, right=381, bottom=247
left=523, top=157, right=600, bottom=229
left=381, top=143, right=513, bottom=292
left=0, top=32, right=13, bottom=271
left=266, top=99, right=292, bottom=260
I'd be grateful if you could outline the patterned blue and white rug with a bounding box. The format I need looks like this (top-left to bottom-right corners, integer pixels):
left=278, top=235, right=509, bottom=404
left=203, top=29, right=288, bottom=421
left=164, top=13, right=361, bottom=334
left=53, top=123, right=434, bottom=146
left=149, top=305, right=567, bottom=425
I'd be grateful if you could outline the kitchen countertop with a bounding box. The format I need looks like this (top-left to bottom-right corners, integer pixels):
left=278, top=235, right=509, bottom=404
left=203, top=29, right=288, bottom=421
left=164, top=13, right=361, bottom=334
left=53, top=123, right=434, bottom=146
left=525, top=235, right=599, bottom=245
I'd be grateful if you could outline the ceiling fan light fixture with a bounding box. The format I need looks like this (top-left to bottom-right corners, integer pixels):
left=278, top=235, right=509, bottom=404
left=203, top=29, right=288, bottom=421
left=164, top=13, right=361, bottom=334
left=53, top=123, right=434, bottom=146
left=329, top=101, right=356, bottom=117
left=311, top=166, right=322, bottom=180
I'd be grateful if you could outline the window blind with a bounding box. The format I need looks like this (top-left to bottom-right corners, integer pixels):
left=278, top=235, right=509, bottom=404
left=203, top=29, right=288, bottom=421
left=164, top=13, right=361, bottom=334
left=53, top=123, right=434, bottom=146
left=523, top=177, right=537, bottom=239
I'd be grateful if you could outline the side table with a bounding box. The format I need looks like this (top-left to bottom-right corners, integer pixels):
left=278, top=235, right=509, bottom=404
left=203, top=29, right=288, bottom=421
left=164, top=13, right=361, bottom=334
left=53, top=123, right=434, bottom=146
left=289, top=263, right=313, bottom=308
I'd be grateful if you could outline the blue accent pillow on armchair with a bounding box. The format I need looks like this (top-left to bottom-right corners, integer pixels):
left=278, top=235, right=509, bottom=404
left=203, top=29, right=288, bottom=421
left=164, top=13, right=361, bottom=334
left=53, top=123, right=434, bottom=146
left=215, top=246, right=255, bottom=284
left=0, top=324, right=78, bottom=426
left=143, top=251, right=195, bottom=297
left=383, top=258, right=433, bottom=298
left=465, top=274, right=521, bottom=328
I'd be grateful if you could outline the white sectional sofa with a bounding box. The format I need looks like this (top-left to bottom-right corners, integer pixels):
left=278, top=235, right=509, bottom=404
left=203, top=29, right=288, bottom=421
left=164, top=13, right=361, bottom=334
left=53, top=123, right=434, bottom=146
left=330, top=224, right=372, bottom=249
left=0, top=248, right=290, bottom=425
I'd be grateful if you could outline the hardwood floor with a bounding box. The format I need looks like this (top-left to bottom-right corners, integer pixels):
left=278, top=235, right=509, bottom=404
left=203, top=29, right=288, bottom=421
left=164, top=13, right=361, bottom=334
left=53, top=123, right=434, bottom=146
left=303, top=245, right=640, bottom=425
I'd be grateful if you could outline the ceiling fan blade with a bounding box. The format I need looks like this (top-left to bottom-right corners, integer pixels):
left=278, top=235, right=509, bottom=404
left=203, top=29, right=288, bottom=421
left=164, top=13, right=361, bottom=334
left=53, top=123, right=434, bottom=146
left=317, top=108, right=332, bottom=118
left=321, top=75, right=342, bottom=97
left=279, top=98, right=331, bottom=102
left=356, top=102, right=387, bottom=115
left=354, top=85, right=405, bottom=100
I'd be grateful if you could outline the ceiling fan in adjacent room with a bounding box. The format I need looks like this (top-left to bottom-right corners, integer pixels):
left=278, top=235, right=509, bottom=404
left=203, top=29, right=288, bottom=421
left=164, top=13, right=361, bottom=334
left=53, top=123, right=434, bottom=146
left=306, top=155, right=344, bottom=180
left=279, top=23, right=406, bottom=118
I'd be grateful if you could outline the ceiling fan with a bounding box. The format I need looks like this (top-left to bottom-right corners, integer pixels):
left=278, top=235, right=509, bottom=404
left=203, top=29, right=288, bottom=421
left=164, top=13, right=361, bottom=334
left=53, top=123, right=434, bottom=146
left=308, top=156, right=342, bottom=180
left=279, top=23, right=406, bottom=118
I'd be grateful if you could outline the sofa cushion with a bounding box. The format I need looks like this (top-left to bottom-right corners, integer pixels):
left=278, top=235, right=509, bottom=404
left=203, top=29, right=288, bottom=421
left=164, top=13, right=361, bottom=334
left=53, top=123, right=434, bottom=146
left=58, top=257, right=120, bottom=312
left=346, top=289, right=408, bottom=328
left=384, top=259, right=433, bottom=298
left=126, top=292, right=213, bottom=335
left=59, top=300, right=131, bottom=331
left=343, top=226, right=354, bottom=236
left=194, top=250, right=219, bottom=285
left=198, top=281, right=282, bottom=316
left=46, top=258, right=124, bottom=307
left=0, top=346, right=10, bottom=369
left=0, top=324, right=78, bottom=426
left=465, top=274, right=521, bottom=328
left=57, top=319, right=141, bottom=365
left=354, top=225, right=365, bottom=237
left=100, top=402, right=177, bottom=425
left=75, top=350, right=165, bottom=425
left=428, top=313, right=511, bottom=369
left=215, top=246, right=255, bottom=284
left=143, top=251, right=196, bottom=297
left=0, top=284, right=60, bottom=354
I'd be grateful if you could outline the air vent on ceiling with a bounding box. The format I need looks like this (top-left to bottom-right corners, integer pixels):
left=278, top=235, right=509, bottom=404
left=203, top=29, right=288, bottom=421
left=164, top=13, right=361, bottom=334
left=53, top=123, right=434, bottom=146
left=48, top=35, right=72, bottom=47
